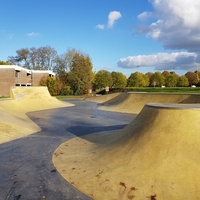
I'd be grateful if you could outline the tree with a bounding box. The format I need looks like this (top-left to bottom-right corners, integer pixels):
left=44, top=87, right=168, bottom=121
left=162, top=70, right=170, bottom=78
left=145, top=72, right=153, bottom=80
left=0, top=60, right=12, bottom=65
left=54, top=48, right=78, bottom=77
left=162, top=70, right=170, bottom=86
left=127, top=72, right=149, bottom=87
left=53, top=49, right=77, bottom=91
left=111, top=71, right=127, bottom=88
left=67, top=52, right=94, bottom=95
left=8, top=46, right=57, bottom=70
left=194, top=70, right=200, bottom=86
left=177, top=76, right=189, bottom=87
left=40, top=76, right=57, bottom=95
left=94, top=70, right=113, bottom=89
left=8, top=48, right=30, bottom=67
left=185, top=72, right=198, bottom=86
left=39, top=76, right=73, bottom=96
left=150, top=72, right=165, bottom=87
left=37, top=46, right=57, bottom=70
left=165, top=73, right=178, bottom=87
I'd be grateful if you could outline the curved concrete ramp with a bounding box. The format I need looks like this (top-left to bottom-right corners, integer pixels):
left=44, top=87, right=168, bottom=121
left=0, top=86, right=73, bottom=144
left=6, top=86, right=73, bottom=112
left=86, top=92, right=121, bottom=103
left=53, top=104, right=200, bottom=200
left=98, top=92, right=200, bottom=113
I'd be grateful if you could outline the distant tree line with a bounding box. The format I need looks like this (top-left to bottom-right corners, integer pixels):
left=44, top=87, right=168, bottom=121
left=94, top=70, right=200, bottom=89
left=1, top=45, right=200, bottom=95
left=0, top=60, right=12, bottom=65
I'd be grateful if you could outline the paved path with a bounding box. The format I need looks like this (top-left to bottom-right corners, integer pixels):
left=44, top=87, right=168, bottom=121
left=0, top=100, right=134, bottom=200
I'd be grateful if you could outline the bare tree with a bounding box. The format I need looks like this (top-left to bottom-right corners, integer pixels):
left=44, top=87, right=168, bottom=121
left=8, top=46, right=57, bottom=70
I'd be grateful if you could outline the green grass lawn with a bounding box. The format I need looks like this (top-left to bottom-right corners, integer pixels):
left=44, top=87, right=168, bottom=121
left=96, top=87, right=200, bottom=95
left=0, top=96, right=9, bottom=99
left=127, top=87, right=200, bottom=94
left=55, top=87, right=200, bottom=99
left=56, top=95, right=86, bottom=100
left=1, top=88, right=199, bottom=99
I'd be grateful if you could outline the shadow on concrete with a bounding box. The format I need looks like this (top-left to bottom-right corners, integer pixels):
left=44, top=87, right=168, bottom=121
left=67, top=124, right=127, bottom=137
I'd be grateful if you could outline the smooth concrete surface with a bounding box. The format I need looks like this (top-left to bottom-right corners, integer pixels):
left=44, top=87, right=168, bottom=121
left=87, top=92, right=200, bottom=114
left=0, top=100, right=134, bottom=200
left=53, top=102, right=200, bottom=200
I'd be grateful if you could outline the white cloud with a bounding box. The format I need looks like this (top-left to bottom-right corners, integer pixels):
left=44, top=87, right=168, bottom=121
left=107, top=11, right=122, bottom=28
left=96, top=11, right=122, bottom=30
left=137, top=11, right=153, bottom=21
left=27, top=32, right=39, bottom=37
left=118, top=52, right=197, bottom=71
left=137, top=0, right=200, bottom=51
left=96, top=24, right=105, bottom=30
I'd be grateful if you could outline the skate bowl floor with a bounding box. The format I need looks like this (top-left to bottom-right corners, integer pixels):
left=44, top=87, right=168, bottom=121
left=1, top=88, right=200, bottom=199
left=53, top=102, right=200, bottom=200
left=0, top=86, right=73, bottom=144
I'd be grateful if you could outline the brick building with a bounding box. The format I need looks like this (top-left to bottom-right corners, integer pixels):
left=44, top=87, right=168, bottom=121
left=31, top=70, right=55, bottom=86
left=0, top=65, right=55, bottom=97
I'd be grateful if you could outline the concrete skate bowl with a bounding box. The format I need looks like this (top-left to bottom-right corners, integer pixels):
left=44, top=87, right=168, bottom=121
left=0, top=86, right=73, bottom=144
left=7, top=86, right=72, bottom=112
left=53, top=103, right=200, bottom=200
left=86, top=92, right=121, bottom=103
left=90, top=92, right=200, bottom=114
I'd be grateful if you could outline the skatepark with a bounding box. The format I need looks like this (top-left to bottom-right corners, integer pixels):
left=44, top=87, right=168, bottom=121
left=0, top=86, right=73, bottom=144
left=0, top=87, right=200, bottom=199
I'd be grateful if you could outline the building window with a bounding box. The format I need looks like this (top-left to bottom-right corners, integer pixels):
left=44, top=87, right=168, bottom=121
left=15, top=71, right=20, bottom=78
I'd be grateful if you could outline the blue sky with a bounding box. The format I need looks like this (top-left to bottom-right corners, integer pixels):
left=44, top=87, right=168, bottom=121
left=1, top=0, right=200, bottom=77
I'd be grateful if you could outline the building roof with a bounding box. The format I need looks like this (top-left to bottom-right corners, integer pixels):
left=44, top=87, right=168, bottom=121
left=0, top=65, right=31, bottom=73
left=32, top=70, right=55, bottom=76
left=0, top=65, right=55, bottom=75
